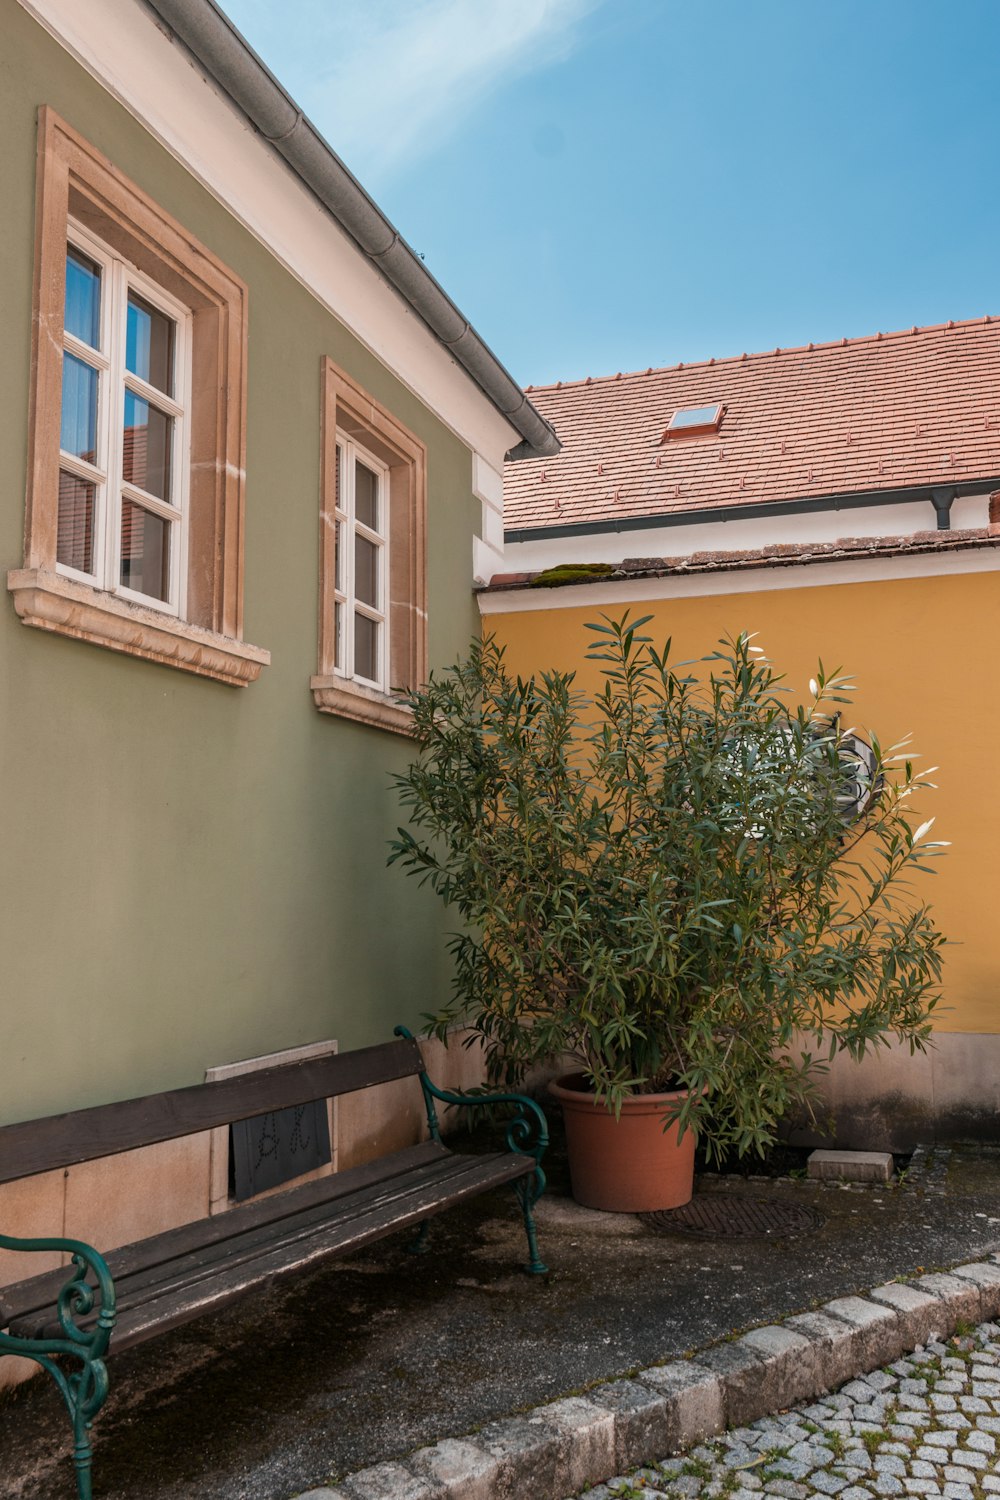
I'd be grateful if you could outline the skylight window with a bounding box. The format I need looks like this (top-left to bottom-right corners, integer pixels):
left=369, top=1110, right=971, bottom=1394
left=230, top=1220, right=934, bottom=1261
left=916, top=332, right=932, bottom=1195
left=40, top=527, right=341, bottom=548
left=663, top=403, right=724, bottom=439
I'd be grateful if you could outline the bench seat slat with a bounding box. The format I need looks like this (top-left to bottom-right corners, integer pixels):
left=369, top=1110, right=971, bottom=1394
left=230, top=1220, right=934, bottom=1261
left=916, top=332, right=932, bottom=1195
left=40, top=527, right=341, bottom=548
left=54, top=1151, right=519, bottom=1319
left=0, top=1037, right=425, bottom=1185
left=0, top=1138, right=449, bottom=1325
left=9, top=1151, right=533, bottom=1354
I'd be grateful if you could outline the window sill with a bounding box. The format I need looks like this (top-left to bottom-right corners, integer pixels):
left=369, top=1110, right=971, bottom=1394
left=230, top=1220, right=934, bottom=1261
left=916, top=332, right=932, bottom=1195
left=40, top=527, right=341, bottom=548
left=8, top=570, right=270, bottom=686
left=310, top=675, right=415, bottom=735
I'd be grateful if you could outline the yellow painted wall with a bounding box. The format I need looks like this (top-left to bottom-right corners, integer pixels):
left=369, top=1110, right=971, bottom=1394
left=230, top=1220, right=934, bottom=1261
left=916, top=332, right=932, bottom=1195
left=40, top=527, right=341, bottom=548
left=485, top=570, right=1000, bottom=1035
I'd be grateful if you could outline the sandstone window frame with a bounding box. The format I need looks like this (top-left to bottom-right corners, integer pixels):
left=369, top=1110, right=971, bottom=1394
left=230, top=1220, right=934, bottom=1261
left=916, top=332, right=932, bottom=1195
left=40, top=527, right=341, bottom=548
left=312, top=357, right=427, bottom=734
left=8, top=107, right=269, bottom=688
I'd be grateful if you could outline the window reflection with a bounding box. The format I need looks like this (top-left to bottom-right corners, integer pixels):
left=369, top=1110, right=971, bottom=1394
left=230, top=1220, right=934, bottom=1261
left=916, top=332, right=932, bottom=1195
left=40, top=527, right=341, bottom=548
left=123, top=392, right=172, bottom=501
left=354, top=612, right=377, bottom=681
left=126, top=293, right=174, bottom=395
left=120, top=500, right=169, bottom=601
left=57, top=470, right=95, bottom=575
left=60, top=352, right=98, bottom=462
left=65, top=250, right=101, bottom=348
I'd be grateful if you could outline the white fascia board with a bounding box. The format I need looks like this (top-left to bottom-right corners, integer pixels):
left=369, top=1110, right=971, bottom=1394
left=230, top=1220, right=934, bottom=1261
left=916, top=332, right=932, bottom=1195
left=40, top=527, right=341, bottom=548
left=478, top=545, right=1000, bottom=615
left=501, top=492, right=991, bottom=575
left=18, top=0, right=519, bottom=471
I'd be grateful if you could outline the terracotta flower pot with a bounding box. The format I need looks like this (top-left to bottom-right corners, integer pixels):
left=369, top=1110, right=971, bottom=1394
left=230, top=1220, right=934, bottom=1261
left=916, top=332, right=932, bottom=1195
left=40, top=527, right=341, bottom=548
left=548, top=1073, right=696, bottom=1212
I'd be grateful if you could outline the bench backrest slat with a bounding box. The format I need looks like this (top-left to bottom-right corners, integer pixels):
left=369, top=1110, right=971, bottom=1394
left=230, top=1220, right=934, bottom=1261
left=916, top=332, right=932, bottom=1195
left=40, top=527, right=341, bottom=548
left=0, top=1037, right=425, bottom=1185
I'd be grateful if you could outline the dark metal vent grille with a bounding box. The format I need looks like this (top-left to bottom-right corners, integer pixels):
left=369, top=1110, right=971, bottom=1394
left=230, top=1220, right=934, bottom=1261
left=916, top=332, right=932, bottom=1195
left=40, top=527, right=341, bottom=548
left=641, top=1195, right=825, bottom=1240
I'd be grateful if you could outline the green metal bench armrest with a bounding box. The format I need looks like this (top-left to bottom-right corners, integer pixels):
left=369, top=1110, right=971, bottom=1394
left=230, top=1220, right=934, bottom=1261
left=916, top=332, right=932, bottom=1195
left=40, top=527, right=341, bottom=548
left=393, top=1025, right=549, bottom=1170
left=0, top=1232, right=117, bottom=1353
left=0, top=1231, right=117, bottom=1499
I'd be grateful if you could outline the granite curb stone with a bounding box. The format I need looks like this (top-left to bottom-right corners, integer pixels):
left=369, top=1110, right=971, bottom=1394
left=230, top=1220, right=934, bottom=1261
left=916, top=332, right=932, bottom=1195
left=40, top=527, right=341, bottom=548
left=820, top=1297, right=904, bottom=1367
left=528, top=1397, right=618, bottom=1494
left=292, top=1260, right=1000, bottom=1500
left=690, top=1342, right=769, bottom=1427
left=589, top=1378, right=678, bottom=1469
left=782, top=1311, right=866, bottom=1391
left=637, top=1360, right=726, bottom=1447
left=737, top=1325, right=821, bottom=1414
left=913, top=1274, right=983, bottom=1329
left=951, top=1262, right=1000, bottom=1319
left=867, top=1283, right=945, bottom=1350
left=409, top=1437, right=502, bottom=1500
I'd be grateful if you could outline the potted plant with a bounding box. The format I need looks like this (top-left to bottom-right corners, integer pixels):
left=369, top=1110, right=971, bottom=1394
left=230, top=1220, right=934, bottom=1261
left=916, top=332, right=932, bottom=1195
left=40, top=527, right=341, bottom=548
left=388, top=615, right=947, bottom=1211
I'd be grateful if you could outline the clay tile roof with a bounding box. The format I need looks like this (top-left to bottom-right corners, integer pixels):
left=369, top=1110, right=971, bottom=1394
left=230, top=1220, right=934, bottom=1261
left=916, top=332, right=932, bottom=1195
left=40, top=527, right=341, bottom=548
left=504, top=318, right=1000, bottom=534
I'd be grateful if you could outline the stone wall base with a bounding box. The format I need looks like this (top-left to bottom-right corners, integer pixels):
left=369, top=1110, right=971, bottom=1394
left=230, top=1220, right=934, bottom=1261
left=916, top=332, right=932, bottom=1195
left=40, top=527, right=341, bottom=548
left=783, top=1030, right=1000, bottom=1151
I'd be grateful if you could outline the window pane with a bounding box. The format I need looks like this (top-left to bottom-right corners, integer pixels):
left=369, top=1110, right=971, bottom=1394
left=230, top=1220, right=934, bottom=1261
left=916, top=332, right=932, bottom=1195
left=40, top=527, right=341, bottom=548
left=60, top=352, right=99, bottom=463
left=355, top=460, right=378, bottom=531
left=120, top=500, right=170, bottom=601
left=334, top=444, right=343, bottom=513
left=334, top=521, right=345, bottom=593
left=57, top=470, right=95, bottom=575
left=334, top=602, right=344, bottom=670
left=123, top=391, right=172, bottom=502
left=354, top=612, right=378, bottom=681
left=65, top=250, right=101, bottom=348
left=126, top=293, right=174, bottom=395
left=355, top=533, right=379, bottom=608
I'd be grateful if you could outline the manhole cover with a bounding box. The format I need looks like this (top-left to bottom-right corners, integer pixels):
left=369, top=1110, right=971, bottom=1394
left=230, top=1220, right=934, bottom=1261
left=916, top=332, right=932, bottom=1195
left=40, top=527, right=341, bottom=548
left=640, top=1195, right=825, bottom=1240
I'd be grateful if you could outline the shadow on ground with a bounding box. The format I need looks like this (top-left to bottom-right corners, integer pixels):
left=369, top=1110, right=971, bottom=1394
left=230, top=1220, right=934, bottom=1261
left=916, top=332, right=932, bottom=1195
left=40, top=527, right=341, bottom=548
left=2, top=1134, right=999, bottom=1500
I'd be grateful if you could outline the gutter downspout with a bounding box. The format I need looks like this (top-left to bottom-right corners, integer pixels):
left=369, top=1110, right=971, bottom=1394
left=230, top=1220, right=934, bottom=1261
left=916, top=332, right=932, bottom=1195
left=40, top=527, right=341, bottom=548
left=930, top=487, right=956, bottom=530
left=143, top=0, right=559, bottom=463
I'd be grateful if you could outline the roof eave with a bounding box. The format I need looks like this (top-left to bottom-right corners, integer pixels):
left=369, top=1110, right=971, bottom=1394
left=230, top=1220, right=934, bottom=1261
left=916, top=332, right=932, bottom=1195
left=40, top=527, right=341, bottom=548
left=143, top=0, right=560, bottom=462
left=504, top=478, right=1000, bottom=543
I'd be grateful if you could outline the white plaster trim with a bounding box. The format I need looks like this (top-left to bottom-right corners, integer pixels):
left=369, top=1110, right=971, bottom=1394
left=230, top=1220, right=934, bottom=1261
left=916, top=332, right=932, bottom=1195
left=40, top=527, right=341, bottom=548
left=472, top=453, right=505, bottom=576
left=501, top=493, right=990, bottom=574
left=472, top=453, right=504, bottom=512
left=16, top=0, right=518, bottom=471
left=8, top=568, right=271, bottom=684
left=473, top=537, right=506, bottom=588
left=478, top=545, right=1000, bottom=614
left=481, top=502, right=504, bottom=552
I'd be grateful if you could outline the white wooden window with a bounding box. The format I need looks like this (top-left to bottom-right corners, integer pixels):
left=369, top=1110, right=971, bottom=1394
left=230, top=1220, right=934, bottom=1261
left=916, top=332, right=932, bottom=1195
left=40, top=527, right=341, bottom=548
left=332, top=437, right=389, bottom=691
left=58, top=222, right=191, bottom=615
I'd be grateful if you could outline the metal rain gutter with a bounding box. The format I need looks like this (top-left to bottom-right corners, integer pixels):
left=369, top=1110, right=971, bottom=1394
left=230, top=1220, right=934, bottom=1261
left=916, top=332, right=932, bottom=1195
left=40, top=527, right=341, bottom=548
left=504, top=478, right=1000, bottom=544
left=143, top=0, right=560, bottom=463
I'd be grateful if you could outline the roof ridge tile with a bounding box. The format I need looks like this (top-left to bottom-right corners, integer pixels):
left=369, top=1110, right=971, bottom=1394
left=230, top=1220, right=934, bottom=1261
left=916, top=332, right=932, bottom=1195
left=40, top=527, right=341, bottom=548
left=521, top=314, right=1000, bottom=392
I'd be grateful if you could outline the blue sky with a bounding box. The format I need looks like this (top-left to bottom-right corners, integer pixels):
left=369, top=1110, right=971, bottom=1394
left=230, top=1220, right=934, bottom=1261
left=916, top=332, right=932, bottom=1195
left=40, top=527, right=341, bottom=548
left=223, top=0, right=1000, bottom=388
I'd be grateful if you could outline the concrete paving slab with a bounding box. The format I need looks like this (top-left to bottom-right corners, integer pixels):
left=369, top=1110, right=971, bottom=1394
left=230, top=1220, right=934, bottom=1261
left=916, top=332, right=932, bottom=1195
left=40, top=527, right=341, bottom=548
left=808, top=1151, right=894, bottom=1183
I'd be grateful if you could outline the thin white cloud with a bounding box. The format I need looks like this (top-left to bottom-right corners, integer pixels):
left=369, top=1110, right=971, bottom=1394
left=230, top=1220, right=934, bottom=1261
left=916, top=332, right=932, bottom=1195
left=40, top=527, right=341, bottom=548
left=228, top=0, right=600, bottom=182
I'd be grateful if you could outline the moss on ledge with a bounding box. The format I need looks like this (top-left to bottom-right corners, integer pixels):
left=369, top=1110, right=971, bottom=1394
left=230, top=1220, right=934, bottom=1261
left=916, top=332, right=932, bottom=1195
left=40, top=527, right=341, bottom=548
left=529, top=562, right=617, bottom=588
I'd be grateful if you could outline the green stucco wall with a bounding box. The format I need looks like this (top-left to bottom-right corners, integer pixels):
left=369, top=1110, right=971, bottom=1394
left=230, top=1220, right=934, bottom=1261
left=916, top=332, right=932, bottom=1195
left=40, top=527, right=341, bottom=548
left=0, top=0, right=483, bottom=1122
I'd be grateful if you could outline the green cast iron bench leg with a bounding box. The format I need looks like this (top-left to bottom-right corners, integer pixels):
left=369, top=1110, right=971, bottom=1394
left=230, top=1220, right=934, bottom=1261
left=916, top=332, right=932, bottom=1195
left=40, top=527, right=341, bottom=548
left=0, top=1235, right=117, bottom=1500
left=394, top=1027, right=549, bottom=1276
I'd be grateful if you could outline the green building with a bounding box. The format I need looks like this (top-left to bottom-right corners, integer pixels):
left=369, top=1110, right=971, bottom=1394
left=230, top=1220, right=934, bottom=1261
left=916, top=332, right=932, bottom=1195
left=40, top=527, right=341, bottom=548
left=0, top=0, right=557, bottom=1334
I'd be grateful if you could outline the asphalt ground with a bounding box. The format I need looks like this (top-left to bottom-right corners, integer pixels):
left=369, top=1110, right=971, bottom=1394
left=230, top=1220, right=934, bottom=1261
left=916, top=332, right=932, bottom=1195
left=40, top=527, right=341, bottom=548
left=2, top=1136, right=1000, bottom=1500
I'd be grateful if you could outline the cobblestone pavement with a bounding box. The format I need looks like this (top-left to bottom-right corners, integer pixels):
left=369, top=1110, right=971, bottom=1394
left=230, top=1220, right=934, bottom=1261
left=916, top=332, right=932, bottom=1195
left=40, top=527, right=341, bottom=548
left=571, top=1321, right=1000, bottom=1500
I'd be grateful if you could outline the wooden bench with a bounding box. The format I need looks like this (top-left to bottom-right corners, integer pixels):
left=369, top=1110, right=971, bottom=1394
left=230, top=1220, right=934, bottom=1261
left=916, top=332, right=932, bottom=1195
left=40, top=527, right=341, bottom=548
left=0, top=1027, right=548, bottom=1500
